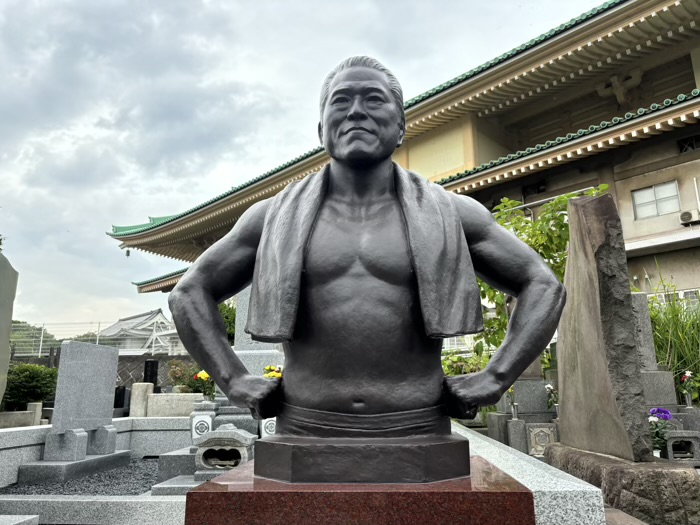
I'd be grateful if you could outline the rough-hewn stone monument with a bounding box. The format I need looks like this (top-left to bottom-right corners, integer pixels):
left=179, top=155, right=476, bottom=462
left=557, top=194, right=652, bottom=462
left=0, top=253, right=18, bottom=406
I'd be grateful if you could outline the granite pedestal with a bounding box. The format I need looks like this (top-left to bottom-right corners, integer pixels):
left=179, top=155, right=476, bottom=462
left=254, top=434, right=470, bottom=483
left=185, top=457, right=535, bottom=525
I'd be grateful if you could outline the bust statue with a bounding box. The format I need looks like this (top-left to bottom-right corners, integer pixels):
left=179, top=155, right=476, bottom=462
left=169, top=56, right=565, bottom=454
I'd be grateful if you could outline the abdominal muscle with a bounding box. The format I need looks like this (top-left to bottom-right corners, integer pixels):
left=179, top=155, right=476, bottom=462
left=281, top=271, right=445, bottom=415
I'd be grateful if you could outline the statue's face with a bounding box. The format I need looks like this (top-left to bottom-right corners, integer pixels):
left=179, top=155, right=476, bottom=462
left=319, top=67, right=405, bottom=166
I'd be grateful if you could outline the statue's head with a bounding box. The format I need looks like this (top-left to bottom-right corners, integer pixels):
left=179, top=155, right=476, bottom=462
left=318, top=56, right=405, bottom=167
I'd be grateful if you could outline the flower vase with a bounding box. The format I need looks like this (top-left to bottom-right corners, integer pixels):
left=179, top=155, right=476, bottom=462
left=685, top=392, right=693, bottom=408
left=554, top=403, right=559, bottom=419
left=511, top=402, right=519, bottom=420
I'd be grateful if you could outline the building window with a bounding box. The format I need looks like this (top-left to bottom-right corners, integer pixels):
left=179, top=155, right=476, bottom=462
left=678, top=135, right=700, bottom=153
left=632, top=181, right=680, bottom=220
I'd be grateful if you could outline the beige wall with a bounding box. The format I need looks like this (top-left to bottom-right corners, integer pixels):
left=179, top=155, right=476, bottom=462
left=628, top=247, right=700, bottom=293
left=615, top=156, right=700, bottom=241
left=407, top=120, right=465, bottom=181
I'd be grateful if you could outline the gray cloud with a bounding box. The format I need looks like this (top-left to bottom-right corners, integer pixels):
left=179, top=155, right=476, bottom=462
left=0, top=0, right=604, bottom=326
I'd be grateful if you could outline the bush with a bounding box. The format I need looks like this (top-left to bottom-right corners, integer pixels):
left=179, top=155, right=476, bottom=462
left=2, top=363, right=58, bottom=411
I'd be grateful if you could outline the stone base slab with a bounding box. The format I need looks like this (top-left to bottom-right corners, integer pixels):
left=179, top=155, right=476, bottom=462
left=545, top=442, right=700, bottom=525
left=17, top=451, right=131, bottom=485
left=150, top=475, right=204, bottom=496
left=157, top=447, right=195, bottom=482
left=254, top=433, right=469, bottom=483
left=185, top=457, right=535, bottom=525
left=453, top=424, right=605, bottom=525
left=0, top=516, right=39, bottom=525
left=0, top=495, right=184, bottom=525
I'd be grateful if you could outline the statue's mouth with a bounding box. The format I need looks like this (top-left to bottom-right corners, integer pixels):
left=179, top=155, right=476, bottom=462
left=342, top=127, right=374, bottom=136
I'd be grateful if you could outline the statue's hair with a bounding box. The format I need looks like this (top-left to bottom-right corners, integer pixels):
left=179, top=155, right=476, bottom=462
left=319, top=56, right=405, bottom=124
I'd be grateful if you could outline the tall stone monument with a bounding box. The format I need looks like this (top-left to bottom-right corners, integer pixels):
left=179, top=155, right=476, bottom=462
left=557, top=194, right=652, bottom=462
left=0, top=253, right=18, bottom=406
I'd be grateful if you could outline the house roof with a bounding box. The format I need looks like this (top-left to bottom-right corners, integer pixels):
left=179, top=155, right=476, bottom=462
left=110, top=0, right=629, bottom=239
left=99, top=308, right=169, bottom=337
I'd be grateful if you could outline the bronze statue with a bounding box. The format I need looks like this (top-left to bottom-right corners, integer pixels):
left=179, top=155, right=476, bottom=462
left=169, top=56, right=565, bottom=446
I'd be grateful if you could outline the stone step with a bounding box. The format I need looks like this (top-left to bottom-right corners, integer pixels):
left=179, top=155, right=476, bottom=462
left=151, top=475, right=204, bottom=496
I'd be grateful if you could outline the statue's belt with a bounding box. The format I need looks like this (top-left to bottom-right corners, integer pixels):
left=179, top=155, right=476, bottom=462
left=275, top=402, right=451, bottom=438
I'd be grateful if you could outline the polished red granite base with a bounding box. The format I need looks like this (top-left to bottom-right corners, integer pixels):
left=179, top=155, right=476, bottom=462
left=185, top=456, right=535, bottom=525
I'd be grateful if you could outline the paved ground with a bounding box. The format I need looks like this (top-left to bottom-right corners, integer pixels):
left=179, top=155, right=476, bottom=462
left=0, top=459, right=159, bottom=496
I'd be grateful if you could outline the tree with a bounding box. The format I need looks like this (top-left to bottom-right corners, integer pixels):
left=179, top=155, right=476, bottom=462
left=218, top=301, right=236, bottom=344
left=10, top=321, right=60, bottom=355
left=472, top=184, right=608, bottom=353
left=0, top=233, right=4, bottom=252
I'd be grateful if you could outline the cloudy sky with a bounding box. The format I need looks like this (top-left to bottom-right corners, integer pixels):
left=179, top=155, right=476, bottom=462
left=1, top=0, right=605, bottom=332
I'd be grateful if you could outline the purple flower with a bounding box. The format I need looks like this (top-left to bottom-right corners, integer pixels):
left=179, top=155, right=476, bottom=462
left=649, top=407, right=672, bottom=420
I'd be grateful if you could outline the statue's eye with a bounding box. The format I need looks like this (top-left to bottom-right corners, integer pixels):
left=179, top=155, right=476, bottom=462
left=366, top=95, right=384, bottom=105
left=331, top=96, right=350, bottom=106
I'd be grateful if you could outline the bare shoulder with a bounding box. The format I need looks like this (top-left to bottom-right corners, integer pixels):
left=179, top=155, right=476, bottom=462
left=230, top=198, right=271, bottom=248
left=446, top=192, right=498, bottom=242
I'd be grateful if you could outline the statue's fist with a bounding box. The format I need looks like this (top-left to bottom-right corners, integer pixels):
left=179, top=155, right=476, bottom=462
left=227, top=374, right=282, bottom=420
left=443, top=371, right=504, bottom=419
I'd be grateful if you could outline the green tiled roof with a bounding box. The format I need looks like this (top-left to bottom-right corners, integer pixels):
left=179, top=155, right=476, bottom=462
left=437, top=91, right=700, bottom=186
left=402, top=0, right=628, bottom=108
left=110, top=0, right=629, bottom=238
left=132, top=267, right=188, bottom=286
left=131, top=90, right=700, bottom=289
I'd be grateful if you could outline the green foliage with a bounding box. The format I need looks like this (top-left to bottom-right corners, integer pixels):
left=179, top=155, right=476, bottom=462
left=0, top=233, right=4, bottom=252
left=218, top=301, right=236, bottom=344
left=167, top=360, right=216, bottom=399
left=648, top=275, right=700, bottom=403
left=1, top=364, right=58, bottom=411
left=473, top=184, right=609, bottom=352
left=441, top=350, right=491, bottom=376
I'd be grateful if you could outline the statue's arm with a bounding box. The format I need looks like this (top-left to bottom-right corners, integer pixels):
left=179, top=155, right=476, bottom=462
left=445, top=193, right=566, bottom=416
left=168, top=199, right=280, bottom=418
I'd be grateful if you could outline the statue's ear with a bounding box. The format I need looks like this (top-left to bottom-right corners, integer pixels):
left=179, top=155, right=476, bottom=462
left=397, top=120, right=405, bottom=147
left=318, top=122, right=323, bottom=144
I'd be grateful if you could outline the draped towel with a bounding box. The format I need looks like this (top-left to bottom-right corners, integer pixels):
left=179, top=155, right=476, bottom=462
left=245, top=163, right=484, bottom=342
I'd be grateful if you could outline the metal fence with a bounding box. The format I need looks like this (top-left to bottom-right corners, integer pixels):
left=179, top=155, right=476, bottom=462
left=9, top=321, right=187, bottom=357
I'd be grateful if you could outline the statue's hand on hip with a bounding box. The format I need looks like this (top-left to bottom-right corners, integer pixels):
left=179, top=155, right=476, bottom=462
left=443, top=370, right=504, bottom=419
left=227, top=374, right=282, bottom=420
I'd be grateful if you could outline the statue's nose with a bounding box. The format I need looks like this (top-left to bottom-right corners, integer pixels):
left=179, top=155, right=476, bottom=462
left=347, top=97, right=367, bottom=120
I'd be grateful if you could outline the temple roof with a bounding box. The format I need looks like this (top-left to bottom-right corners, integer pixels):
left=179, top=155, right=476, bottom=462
left=109, top=0, right=633, bottom=239
left=98, top=308, right=171, bottom=337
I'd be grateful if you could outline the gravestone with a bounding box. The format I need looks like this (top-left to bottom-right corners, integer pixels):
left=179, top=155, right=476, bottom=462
left=557, top=194, right=652, bottom=462
left=631, top=293, right=679, bottom=411
left=144, top=359, right=159, bottom=385
left=0, top=253, right=18, bottom=406
left=17, top=341, right=130, bottom=484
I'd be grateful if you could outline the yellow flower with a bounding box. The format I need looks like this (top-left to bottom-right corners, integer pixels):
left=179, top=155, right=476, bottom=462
left=197, top=370, right=210, bottom=381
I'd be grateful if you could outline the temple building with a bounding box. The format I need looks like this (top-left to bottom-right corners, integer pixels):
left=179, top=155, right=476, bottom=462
left=110, top=0, right=700, bottom=304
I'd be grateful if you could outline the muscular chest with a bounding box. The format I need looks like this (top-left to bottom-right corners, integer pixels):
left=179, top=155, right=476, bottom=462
left=305, top=198, right=413, bottom=284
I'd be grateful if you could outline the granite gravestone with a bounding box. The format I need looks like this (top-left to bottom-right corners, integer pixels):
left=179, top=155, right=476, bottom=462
left=0, top=253, right=18, bottom=406
left=45, top=341, right=121, bottom=459
left=170, top=56, right=566, bottom=483
left=18, top=341, right=130, bottom=484
left=557, top=194, right=652, bottom=462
